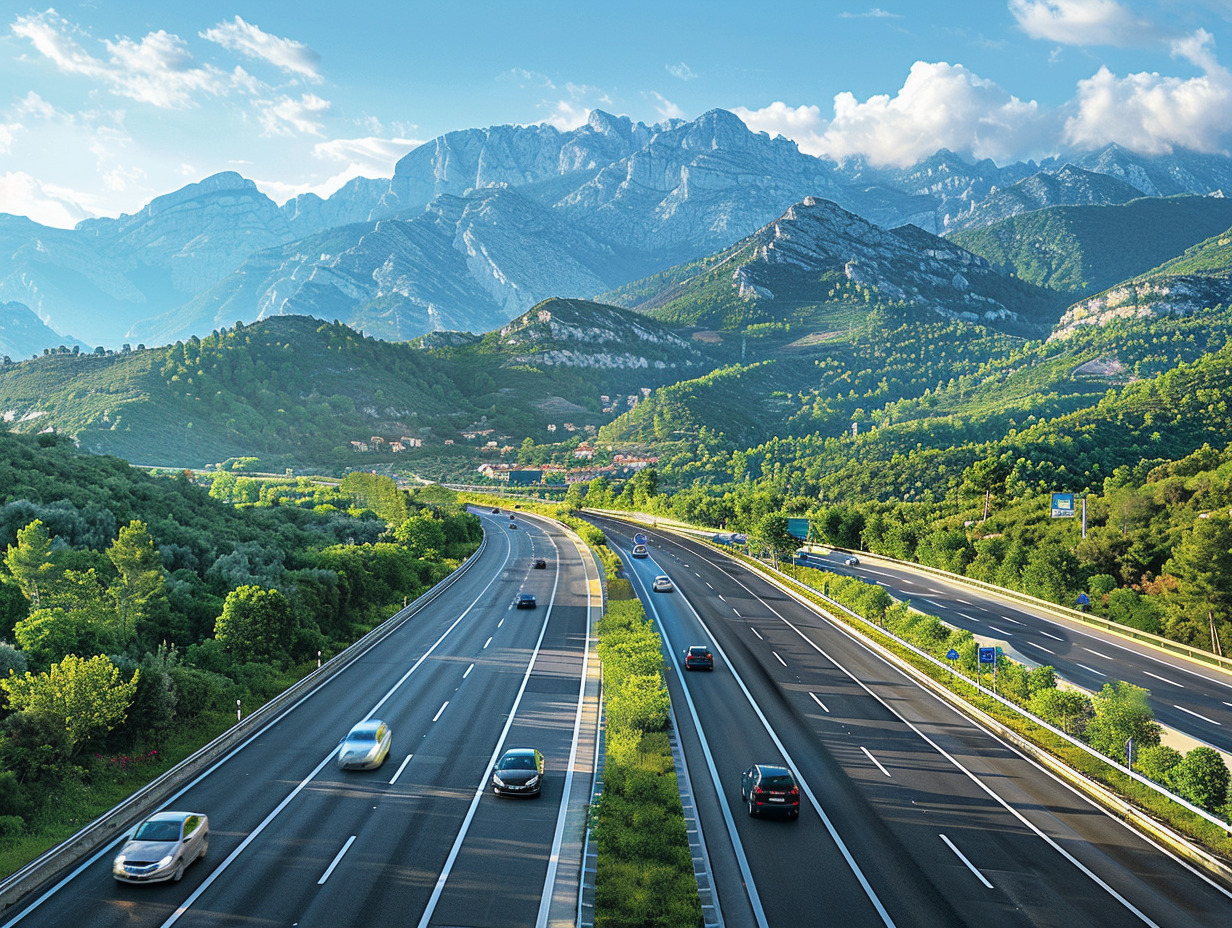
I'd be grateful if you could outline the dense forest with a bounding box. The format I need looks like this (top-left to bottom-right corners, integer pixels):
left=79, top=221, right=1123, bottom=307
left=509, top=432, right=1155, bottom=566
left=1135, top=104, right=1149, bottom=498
left=0, top=428, right=480, bottom=850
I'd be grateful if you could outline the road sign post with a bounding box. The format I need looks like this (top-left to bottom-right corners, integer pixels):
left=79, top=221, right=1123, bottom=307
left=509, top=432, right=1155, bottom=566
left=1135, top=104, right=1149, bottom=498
left=978, top=647, right=996, bottom=694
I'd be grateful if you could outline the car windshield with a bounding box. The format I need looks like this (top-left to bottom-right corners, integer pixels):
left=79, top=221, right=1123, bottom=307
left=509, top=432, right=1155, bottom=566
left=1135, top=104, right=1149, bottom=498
left=134, top=820, right=181, bottom=842
left=689, top=647, right=709, bottom=656
left=500, top=754, right=536, bottom=770
left=761, top=774, right=794, bottom=789
left=346, top=729, right=378, bottom=744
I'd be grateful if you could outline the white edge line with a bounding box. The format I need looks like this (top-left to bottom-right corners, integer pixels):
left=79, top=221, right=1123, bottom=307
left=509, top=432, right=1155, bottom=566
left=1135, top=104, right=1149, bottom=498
left=317, top=835, right=357, bottom=885
left=939, top=834, right=993, bottom=889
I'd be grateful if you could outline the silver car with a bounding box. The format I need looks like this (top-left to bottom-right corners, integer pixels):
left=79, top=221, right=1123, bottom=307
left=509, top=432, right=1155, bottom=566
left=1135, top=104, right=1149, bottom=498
left=652, top=575, right=673, bottom=592
left=113, top=811, right=209, bottom=883
left=337, top=719, right=393, bottom=770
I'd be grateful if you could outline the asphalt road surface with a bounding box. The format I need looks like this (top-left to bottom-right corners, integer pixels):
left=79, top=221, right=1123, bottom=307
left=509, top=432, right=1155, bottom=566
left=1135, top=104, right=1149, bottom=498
left=795, top=549, right=1232, bottom=756
left=590, top=514, right=1232, bottom=928
left=2, top=509, right=596, bottom=928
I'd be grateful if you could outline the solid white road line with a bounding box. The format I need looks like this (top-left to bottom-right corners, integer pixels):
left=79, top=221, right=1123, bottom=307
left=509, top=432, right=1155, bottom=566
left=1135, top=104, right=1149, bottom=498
left=940, top=834, right=993, bottom=889
left=861, top=747, right=891, bottom=778
left=317, top=836, right=357, bottom=885
left=1144, top=671, right=1184, bottom=688
left=810, top=692, right=830, bottom=713
left=1175, top=705, right=1221, bottom=726
left=773, top=651, right=787, bottom=667
left=433, top=701, right=449, bottom=722
left=463, top=663, right=475, bottom=679
left=390, top=754, right=414, bottom=785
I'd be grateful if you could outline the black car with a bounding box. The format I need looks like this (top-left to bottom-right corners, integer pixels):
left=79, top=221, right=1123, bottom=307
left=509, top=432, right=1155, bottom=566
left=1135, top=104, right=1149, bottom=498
left=533, top=558, right=547, bottom=569
left=491, top=507, right=500, bottom=513
left=492, top=747, right=544, bottom=797
left=516, top=593, right=537, bottom=609
left=740, top=764, right=800, bottom=818
left=683, top=645, right=713, bottom=671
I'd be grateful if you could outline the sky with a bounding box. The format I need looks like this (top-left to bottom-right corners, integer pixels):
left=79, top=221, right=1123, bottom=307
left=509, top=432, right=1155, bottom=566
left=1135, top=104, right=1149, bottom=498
left=2, top=0, right=1231, bottom=228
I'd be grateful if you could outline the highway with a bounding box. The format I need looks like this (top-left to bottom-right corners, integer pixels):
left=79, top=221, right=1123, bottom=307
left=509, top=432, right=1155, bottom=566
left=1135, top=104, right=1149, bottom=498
left=796, top=549, right=1232, bottom=756
left=0, top=509, right=597, bottom=928
left=590, top=514, right=1232, bottom=928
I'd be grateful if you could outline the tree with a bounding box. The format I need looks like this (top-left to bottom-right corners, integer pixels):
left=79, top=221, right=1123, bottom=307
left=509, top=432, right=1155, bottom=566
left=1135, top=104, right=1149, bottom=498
left=108, top=520, right=166, bottom=641
left=394, top=514, right=447, bottom=561
left=751, top=514, right=796, bottom=563
left=213, top=585, right=294, bottom=665
left=1166, top=512, right=1232, bottom=655
left=1136, top=744, right=1182, bottom=785
left=1167, top=747, right=1230, bottom=813
left=1028, top=687, right=1091, bottom=736
left=1084, top=682, right=1161, bottom=763
left=3, top=520, right=58, bottom=609
left=0, top=654, right=139, bottom=755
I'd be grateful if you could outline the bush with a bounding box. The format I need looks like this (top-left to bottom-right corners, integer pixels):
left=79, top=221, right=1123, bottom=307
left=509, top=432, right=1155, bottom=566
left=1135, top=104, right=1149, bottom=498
left=1168, top=747, right=1231, bottom=813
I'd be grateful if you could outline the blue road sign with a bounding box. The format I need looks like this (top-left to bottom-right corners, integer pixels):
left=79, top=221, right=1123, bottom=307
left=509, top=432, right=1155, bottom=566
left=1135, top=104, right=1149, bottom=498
left=978, top=647, right=996, bottom=664
left=786, top=518, right=811, bottom=540
left=1051, top=492, right=1076, bottom=518
left=946, top=649, right=960, bottom=661
left=1076, top=592, right=1090, bottom=607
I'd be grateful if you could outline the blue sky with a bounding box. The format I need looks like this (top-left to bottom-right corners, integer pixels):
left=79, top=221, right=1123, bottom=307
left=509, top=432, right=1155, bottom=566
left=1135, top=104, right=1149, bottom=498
left=3, top=1, right=1231, bottom=227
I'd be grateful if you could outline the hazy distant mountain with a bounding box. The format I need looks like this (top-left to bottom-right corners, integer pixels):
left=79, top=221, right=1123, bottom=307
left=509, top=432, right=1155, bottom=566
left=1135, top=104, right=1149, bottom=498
left=0, top=301, right=89, bottom=359
left=7, top=110, right=1232, bottom=348
left=951, top=195, right=1232, bottom=298
left=607, top=195, right=1063, bottom=334
left=946, top=164, right=1142, bottom=232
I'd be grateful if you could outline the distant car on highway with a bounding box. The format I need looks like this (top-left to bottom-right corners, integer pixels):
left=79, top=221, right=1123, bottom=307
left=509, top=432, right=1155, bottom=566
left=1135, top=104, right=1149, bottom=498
left=113, top=811, right=209, bottom=883
left=844, top=555, right=860, bottom=566
left=337, top=719, right=392, bottom=770
left=740, top=764, right=800, bottom=818
left=492, top=747, right=544, bottom=797
left=631, top=544, right=649, bottom=558
left=683, top=645, right=713, bottom=671
left=491, top=507, right=500, bottom=513
left=652, top=575, right=673, bottom=592
left=509, top=522, right=518, bottom=529
left=533, top=558, right=547, bottom=569
left=516, top=593, right=537, bottom=609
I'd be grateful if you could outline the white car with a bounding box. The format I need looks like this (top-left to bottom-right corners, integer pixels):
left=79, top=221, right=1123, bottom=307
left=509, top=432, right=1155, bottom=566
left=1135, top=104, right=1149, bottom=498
left=337, top=719, right=392, bottom=769
left=844, top=555, right=860, bottom=566
left=113, top=811, right=209, bottom=883
left=631, top=544, right=649, bottom=558
left=652, top=575, right=673, bottom=592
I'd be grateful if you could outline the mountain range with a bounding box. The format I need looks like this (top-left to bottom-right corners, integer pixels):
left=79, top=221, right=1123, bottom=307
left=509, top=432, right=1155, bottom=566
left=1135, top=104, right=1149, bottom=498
left=4, top=109, right=1232, bottom=351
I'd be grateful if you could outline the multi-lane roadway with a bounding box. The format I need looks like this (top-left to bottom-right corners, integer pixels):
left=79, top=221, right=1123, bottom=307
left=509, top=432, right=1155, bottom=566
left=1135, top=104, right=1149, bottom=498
left=797, top=549, right=1232, bottom=756
left=592, top=514, right=1232, bottom=928
left=1, top=509, right=597, bottom=928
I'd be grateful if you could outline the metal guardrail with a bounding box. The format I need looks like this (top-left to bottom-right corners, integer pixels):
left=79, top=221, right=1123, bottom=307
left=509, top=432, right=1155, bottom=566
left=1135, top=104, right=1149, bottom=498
left=0, top=533, right=489, bottom=915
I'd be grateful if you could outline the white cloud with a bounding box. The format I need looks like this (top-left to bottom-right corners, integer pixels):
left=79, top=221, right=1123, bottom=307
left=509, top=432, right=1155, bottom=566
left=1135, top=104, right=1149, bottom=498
left=0, top=123, right=19, bottom=153
left=11, top=10, right=245, bottom=108
left=543, top=100, right=589, bottom=130
left=201, top=16, right=321, bottom=82
left=256, top=93, right=331, bottom=136
left=1065, top=29, right=1232, bottom=153
left=0, top=172, right=94, bottom=227
left=667, top=62, right=696, bottom=81
left=839, top=8, right=902, bottom=18
left=313, top=135, right=423, bottom=175
left=505, top=68, right=555, bottom=89
left=649, top=92, right=684, bottom=120
left=745, top=62, right=1056, bottom=166
left=1008, top=0, right=1153, bottom=46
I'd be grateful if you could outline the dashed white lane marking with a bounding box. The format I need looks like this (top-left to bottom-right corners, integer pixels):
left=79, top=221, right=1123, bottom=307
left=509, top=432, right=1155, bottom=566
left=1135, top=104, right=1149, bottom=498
left=861, top=746, right=891, bottom=778
left=1075, top=662, right=1106, bottom=677
left=1084, top=648, right=1113, bottom=660
left=940, top=834, right=993, bottom=889
left=1175, top=705, right=1221, bottom=726
left=433, top=701, right=449, bottom=722
left=810, top=692, right=830, bottom=713
left=483, top=637, right=493, bottom=649
left=1039, top=630, right=1064, bottom=642
left=318, top=835, right=357, bottom=885
left=463, top=663, right=474, bottom=679
left=773, top=651, right=787, bottom=667
left=1144, top=670, right=1184, bottom=688
left=751, top=627, right=763, bottom=640
left=389, top=754, right=414, bottom=785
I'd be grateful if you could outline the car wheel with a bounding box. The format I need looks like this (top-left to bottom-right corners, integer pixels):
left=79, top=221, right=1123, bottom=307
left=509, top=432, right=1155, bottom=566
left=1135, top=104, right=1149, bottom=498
left=172, top=860, right=185, bottom=882
left=747, top=800, right=757, bottom=818
left=199, top=838, right=208, bottom=859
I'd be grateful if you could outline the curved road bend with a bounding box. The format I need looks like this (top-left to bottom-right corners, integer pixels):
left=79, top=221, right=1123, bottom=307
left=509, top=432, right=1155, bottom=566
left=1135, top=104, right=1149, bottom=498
left=2, top=509, right=596, bottom=928
left=591, top=514, right=1231, bottom=928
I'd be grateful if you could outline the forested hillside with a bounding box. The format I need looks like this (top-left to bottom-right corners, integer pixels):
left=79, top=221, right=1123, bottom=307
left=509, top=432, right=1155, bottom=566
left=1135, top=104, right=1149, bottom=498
left=0, top=428, right=480, bottom=855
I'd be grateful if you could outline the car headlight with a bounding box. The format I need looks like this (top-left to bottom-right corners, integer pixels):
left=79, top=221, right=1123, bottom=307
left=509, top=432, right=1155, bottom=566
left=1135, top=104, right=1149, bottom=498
left=493, top=774, right=506, bottom=787
left=114, top=855, right=127, bottom=866
left=157, top=855, right=174, bottom=868
left=526, top=775, right=540, bottom=787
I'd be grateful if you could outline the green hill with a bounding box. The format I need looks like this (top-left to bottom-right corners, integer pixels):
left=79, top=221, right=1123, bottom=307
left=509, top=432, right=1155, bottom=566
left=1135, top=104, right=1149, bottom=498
left=948, top=195, right=1232, bottom=297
